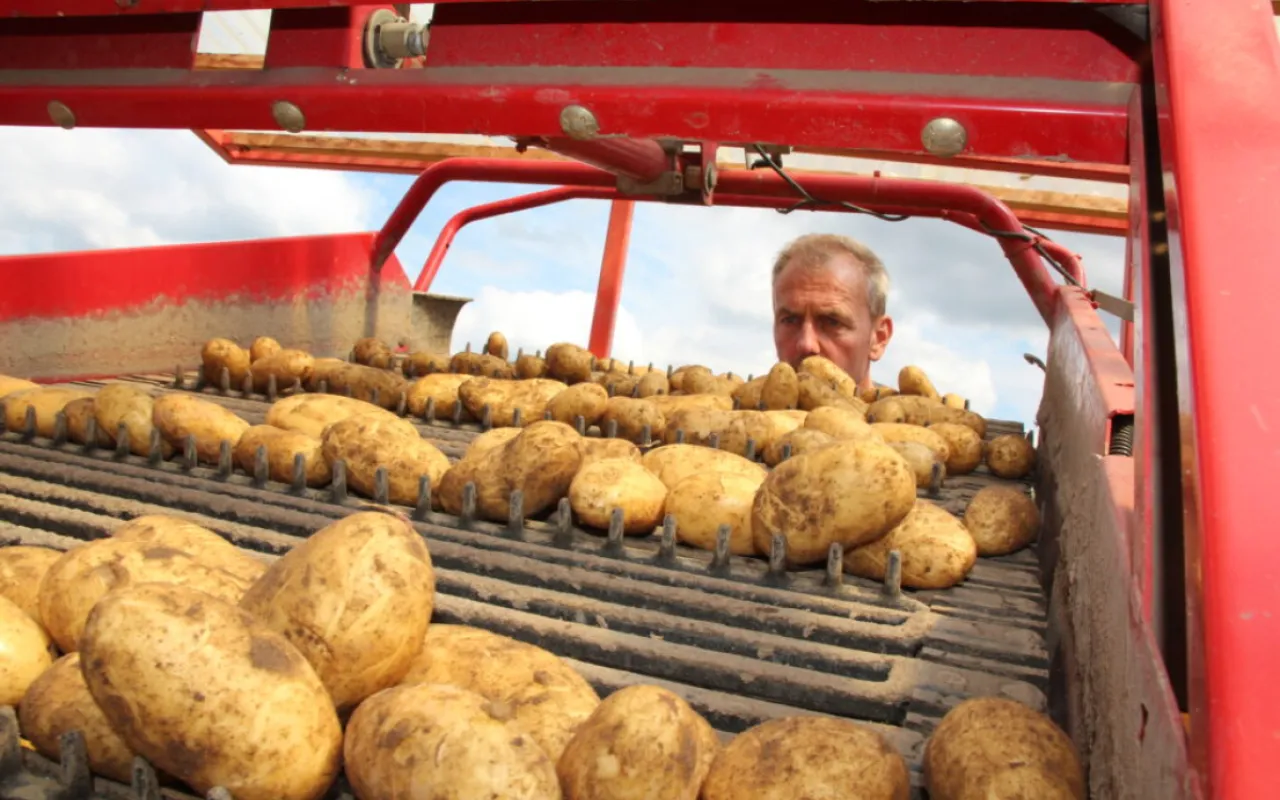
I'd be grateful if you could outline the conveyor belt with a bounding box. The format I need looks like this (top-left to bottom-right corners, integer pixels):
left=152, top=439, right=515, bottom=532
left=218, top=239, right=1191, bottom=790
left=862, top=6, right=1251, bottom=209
left=0, top=373, right=1049, bottom=800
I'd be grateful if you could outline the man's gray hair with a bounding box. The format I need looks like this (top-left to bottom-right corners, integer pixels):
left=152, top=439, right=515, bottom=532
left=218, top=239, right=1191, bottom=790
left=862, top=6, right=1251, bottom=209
left=771, top=233, right=890, bottom=318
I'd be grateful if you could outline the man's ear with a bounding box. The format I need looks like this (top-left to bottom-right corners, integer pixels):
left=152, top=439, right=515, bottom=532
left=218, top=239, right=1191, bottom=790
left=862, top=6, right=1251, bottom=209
left=869, top=315, right=893, bottom=361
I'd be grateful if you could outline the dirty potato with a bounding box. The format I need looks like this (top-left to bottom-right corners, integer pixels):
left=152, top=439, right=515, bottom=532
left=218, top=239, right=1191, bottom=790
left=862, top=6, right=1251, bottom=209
left=62, top=396, right=113, bottom=447
left=399, top=624, right=601, bottom=763
left=249, top=348, right=314, bottom=393
left=762, top=427, right=835, bottom=467
left=0, top=593, right=57, bottom=706
left=660, top=407, right=735, bottom=446
left=38, top=537, right=253, bottom=653
left=701, top=716, right=911, bottom=800
left=569, top=457, right=668, bottom=535
left=797, top=372, right=866, bottom=413
left=345, top=682, right=561, bottom=800
left=516, top=352, right=549, bottom=379
left=964, top=485, right=1040, bottom=557
left=234, top=424, right=332, bottom=487
left=239, top=511, right=435, bottom=710
left=898, top=365, right=940, bottom=399
left=3, top=386, right=94, bottom=438
left=201, top=337, right=251, bottom=387
left=265, top=393, right=397, bottom=439
left=732, top=375, right=767, bottom=411
left=0, top=374, right=38, bottom=397
left=401, top=351, right=451, bottom=378
left=249, top=335, right=282, bottom=362
left=803, top=405, right=874, bottom=440
left=352, top=336, right=394, bottom=368
left=557, top=684, right=719, bottom=800
left=405, top=372, right=475, bottom=420
left=601, top=396, right=664, bottom=443
left=18, top=653, right=138, bottom=783
left=642, top=444, right=767, bottom=491
left=871, top=422, right=952, bottom=465
left=0, top=545, right=61, bottom=625
left=152, top=393, right=251, bottom=465
left=798, top=355, right=858, bottom=399
left=930, top=421, right=984, bottom=475
left=438, top=420, right=584, bottom=521
left=464, top=426, right=522, bottom=460
left=924, top=697, right=1084, bottom=800
left=760, top=362, right=800, bottom=410
left=110, top=514, right=266, bottom=586
left=718, top=409, right=800, bottom=458
left=648, top=393, right=734, bottom=418
left=665, top=471, right=762, bottom=555
left=942, top=392, right=966, bottom=410
left=636, top=370, right=670, bottom=397
left=986, top=433, right=1037, bottom=479
left=460, top=377, right=570, bottom=428
left=451, top=351, right=515, bottom=379
left=484, top=331, right=510, bottom=360
left=304, top=357, right=349, bottom=392
left=326, top=363, right=408, bottom=410
left=752, top=437, right=916, bottom=565
left=546, top=342, right=595, bottom=384
left=547, top=382, right=610, bottom=428
left=581, top=437, right=642, bottom=466
left=844, top=500, right=978, bottom=589
left=889, top=441, right=945, bottom=489
left=670, top=365, right=712, bottom=394
left=320, top=414, right=450, bottom=506
left=94, top=383, right=171, bottom=457
left=80, top=583, right=343, bottom=800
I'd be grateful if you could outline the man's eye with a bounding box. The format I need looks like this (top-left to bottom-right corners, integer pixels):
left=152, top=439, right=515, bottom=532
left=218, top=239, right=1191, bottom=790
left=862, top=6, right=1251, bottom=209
left=821, top=316, right=847, bottom=330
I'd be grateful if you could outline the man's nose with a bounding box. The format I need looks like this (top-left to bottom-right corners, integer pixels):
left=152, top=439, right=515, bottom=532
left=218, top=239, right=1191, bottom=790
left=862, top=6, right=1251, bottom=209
left=795, top=320, right=821, bottom=355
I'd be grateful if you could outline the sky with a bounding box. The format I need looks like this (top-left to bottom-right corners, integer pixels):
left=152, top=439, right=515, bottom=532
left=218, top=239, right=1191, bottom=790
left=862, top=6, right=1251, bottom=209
left=0, top=124, right=1128, bottom=430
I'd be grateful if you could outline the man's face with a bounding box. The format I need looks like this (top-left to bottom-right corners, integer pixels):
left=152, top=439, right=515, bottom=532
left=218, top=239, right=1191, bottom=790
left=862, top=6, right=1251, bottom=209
left=772, top=254, right=893, bottom=387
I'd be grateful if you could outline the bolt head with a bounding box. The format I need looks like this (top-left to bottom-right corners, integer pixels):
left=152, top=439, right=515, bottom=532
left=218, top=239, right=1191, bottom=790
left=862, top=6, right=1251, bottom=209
left=271, top=101, right=306, bottom=134
left=921, top=117, right=968, bottom=157
left=559, top=105, right=599, bottom=140
left=47, top=101, right=76, bottom=130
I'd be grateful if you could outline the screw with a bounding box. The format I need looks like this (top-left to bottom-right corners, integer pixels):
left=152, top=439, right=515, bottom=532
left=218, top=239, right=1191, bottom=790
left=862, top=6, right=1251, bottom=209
left=47, top=101, right=76, bottom=130
left=921, top=117, right=968, bottom=157
left=559, top=105, right=599, bottom=140
left=272, top=101, right=306, bottom=134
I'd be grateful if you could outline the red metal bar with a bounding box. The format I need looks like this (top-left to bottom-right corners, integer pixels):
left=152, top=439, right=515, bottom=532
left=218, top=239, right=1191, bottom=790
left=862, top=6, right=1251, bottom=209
left=1127, top=88, right=1155, bottom=617
left=809, top=148, right=1131, bottom=185
left=0, top=13, right=202, bottom=70
left=588, top=199, right=635, bottom=358
left=263, top=5, right=390, bottom=69
left=1152, top=0, right=1280, bottom=796
left=535, top=137, right=671, bottom=184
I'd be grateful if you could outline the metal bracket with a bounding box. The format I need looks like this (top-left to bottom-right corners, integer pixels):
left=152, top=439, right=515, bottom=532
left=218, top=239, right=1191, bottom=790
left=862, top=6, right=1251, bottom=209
left=1089, top=288, right=1135, bottom=322
left=616, top=170, right=684, bottom=196
left=364, top=8, right=427, bottom=68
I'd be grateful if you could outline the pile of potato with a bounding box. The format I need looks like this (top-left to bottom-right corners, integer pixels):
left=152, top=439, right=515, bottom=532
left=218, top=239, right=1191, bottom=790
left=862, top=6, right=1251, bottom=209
left=0, top=509, right=1083, bottom=800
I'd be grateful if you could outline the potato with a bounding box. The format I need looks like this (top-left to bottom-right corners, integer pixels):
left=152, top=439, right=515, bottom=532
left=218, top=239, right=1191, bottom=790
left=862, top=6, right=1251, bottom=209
left=0, top=374, right=38, bottom=398
left=479, top=331, right=508, bottom=360
left=0, top=545, right=61, bottom=624
left=636, top=370, right=670, bottom=397
left=451, top=351, right=515, bottom=379
left=641, top=444, right=767, bottom=491
left=399, top=624, right=601, bottom=763
left=18, top=653, right=138, bottom=783
left=80, top=583, right=342, bottom=800
left=964, top=485, right=1040, bottom=556
left=803, top=405, right=873, bottom=440
left=797, top=372, right=866, bottom=413
left=844, top=500, right=978, bottom=589
left=326, top=363, right=408, bottom=410
left=871, top=422, right=951, bottom=464
left=401, top=351, right=451, bottom=378
left=557, top=684, right=719, bottom=800
left=152, top=393, right=250, bottom=465
left=265, top=393, right=397, bottom=439
left=38, top=537, right=253, bottom=652
left=200, top=337, right=251, bottom=387
left=869, top=395, right=987, bottom=438
left=546, top=342, right=595, bottom=384
left=648, top=393, right=734, bottom=417
left=924, top=697, right=1084, bottom=800
left=596, top=370, right=641, bottom=398
left=930, top=422, right=984, bottom=475
left=760, top=362, right=800, bottom=410
left=986, top=433, right=1037, bottom=479
left=581, top=436, right=642, bottom=466
left=700, top=716, right=910, bottom=800
left=438, top=420, right=584, bottom=521
left=465, top=426, right=522, bottom=460
left=320, top=414, right=451, bottom=506
left=110, top=514, right=267, bottom=586
left=62, top=396, right=112, bottom=447
left=249, top=335, right=281, bottom=362
left=249, top=348, right=314, bottom=393
left=752, top=437, right=916, bottom=565
left=304, top=356, right=348, bottom=392
left=2, top=386, right=94, bottom=438
left=942, top=392, right=966, bottom=410
left=889, top=441, right=945, bottom=489
left=345, top=682, right=561, bottom=800
left=516, top=352, right=549, bottom=379
left=229, top=424, right=327, bottom=486
left=405, top=372, right=474, bottom=420
left=868, top=397, right=908, bottom=424
left=93, top=383, right=170, bottom=457
left=732, top=375, right=767, bottom=410
left=460, top=377, right=570, bottom=428
left=239, top=511, right=434, bottom=710
left=352, top=335, right=394, bottom=368
left=661, top=407, right=735, bottom=447
left=665, top=471, right=761, bottom=555
left=798, top=355, right=858, bottom=399
left=569, top=457, right=668, bottom=534
left=718, top=409, right=800, bottom=458
left=898, top=365, right=940, bottom=399
left=671, top=365, right=713, bottom=394
left=601, top=396, right=664, bottom=443
left=762, top=427, right=835, bottom=466
left=548, top=382, right=610, bottom=428
left=0, top=593, right=57, bottom=706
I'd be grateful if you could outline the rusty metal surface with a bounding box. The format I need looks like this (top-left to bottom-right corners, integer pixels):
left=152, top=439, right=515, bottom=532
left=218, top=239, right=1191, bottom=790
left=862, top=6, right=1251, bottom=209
left=0, top=374, right=1051, bottom=799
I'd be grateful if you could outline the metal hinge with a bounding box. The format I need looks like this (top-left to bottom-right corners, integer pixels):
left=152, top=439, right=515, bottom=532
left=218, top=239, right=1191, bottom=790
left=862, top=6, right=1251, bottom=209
left=1089, top=289, right=1135, bottom=323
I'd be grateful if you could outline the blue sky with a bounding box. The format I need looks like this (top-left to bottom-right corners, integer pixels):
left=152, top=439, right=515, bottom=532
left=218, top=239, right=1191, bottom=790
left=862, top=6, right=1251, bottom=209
left=0, top=127, right=1128, bottom=428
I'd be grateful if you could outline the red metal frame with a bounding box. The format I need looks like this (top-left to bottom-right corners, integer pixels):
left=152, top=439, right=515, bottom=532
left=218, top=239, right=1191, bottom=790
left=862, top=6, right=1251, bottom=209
left=588, top=199, right=634, bottom=358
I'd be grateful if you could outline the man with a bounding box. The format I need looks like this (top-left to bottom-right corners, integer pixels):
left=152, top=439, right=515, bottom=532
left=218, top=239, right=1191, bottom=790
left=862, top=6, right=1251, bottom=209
left=771, top=232, right=894, bottom=394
